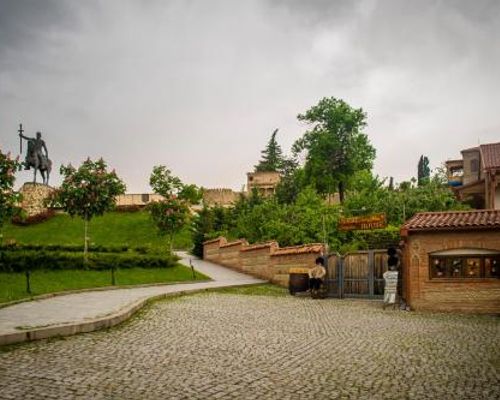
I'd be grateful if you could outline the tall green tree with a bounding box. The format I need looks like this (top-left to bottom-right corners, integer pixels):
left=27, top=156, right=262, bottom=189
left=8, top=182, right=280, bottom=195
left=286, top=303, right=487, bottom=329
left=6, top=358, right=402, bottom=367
left=275, top=157, right=305, bottom=204
left=148, top=166, right=202, bottom=252
left=57, top=158, right=126, bottom=259
left=254, top=129, right=285, bottom=172
left=0, top=149, right=22, bottom=242
left=294, top=97, right=376, bottom=202
left=417, top=155, right=430, bottom=186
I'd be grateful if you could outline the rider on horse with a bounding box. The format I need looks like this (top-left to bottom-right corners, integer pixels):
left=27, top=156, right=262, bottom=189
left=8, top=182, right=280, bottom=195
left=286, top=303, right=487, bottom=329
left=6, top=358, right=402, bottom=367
left=19, top=130, right=51, bottom=184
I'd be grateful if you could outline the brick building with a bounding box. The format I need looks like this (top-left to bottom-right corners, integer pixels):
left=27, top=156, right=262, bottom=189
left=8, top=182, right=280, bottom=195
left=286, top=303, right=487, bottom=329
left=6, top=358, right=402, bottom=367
left=400, top=209, right=500, bottom=313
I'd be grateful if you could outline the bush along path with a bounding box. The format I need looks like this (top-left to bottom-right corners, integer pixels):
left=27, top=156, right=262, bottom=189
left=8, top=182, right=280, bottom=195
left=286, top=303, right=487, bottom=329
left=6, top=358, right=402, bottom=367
left=0, top=241, right=184, bottom=303
left=0, top=252, right=265, bottom=346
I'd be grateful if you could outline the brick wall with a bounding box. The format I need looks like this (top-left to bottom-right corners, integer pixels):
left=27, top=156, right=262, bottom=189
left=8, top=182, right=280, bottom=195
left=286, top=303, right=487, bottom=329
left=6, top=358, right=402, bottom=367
left=271, top=252, right=321, bottom=286
left=219, top=240, right=248, bottom=269
left=403, top=230, right=500, bottom=313
left=203, top=237, right=324, bottom=285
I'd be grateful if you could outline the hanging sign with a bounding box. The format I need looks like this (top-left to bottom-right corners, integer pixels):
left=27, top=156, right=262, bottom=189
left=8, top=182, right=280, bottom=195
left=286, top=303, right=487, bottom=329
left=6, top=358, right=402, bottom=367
left=338, top=213, right=387, bottom=231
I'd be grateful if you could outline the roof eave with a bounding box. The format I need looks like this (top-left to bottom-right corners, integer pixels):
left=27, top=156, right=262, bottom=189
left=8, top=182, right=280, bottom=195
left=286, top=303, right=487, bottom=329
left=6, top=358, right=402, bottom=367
left=405, top=225, right=500, bottom=234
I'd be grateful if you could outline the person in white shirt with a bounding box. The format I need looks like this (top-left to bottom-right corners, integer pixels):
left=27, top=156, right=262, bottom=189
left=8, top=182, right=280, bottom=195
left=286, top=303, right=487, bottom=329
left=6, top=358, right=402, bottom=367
left=309, top=257, right=327, bottom=297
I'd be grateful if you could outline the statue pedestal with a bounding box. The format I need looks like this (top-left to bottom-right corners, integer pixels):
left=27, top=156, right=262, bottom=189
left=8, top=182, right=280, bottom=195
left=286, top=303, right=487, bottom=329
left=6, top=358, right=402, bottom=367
left=19, top=183, right=55, bottom=217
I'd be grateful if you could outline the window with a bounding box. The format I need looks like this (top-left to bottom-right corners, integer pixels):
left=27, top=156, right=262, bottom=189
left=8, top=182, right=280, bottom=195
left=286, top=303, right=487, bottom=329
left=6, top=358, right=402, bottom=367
left=470, top=158, right=479, bottom=173
left=429, top=254, right=500, bottom=279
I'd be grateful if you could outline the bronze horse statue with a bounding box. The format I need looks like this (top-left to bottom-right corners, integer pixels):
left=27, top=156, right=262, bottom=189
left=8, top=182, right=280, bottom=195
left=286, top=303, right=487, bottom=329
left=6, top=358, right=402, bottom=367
left=19, top=128, right=52, bottom=185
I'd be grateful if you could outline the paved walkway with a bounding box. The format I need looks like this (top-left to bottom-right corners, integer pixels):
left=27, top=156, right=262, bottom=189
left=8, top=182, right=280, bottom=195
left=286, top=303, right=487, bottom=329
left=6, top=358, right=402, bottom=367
left=0, top=252, right=264, bottom=345
left=1, top=294, right=498, bottom=399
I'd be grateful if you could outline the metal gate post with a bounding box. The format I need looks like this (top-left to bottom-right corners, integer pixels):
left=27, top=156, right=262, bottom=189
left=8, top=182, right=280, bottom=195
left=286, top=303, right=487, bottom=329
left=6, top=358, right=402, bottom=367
left=339, top=255, right=344, bottom=299
left=368, top=250, right=374, bottom=297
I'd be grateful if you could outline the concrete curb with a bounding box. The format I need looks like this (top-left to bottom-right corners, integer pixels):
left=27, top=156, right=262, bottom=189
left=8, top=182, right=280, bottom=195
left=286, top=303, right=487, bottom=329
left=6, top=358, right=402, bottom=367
left=0, top=279, right=212, bottom=310
left=0, top=282, right=263, bottom=347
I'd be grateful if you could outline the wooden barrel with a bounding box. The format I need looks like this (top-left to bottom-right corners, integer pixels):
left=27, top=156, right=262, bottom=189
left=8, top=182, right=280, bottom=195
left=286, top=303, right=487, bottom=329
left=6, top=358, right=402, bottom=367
left=289, top=273, right=309, bottom=295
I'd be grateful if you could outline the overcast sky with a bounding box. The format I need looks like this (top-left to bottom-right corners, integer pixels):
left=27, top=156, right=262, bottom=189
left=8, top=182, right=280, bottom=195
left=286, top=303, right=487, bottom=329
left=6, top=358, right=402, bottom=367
left=1, top=0, right=499, bottom=192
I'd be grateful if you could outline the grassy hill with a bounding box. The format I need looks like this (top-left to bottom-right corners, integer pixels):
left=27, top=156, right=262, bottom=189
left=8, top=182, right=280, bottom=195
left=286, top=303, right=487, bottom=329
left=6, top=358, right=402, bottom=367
left=2, top=210, right=193, bottom=252
left=0, top=210, right=200, bottom=303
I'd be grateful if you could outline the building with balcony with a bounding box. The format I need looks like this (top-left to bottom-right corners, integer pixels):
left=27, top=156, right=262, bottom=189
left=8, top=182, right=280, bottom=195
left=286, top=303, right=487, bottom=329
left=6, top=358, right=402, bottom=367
left=246, top=171, right=281, bottom=197
left=445, top=142, right=500, bottom=209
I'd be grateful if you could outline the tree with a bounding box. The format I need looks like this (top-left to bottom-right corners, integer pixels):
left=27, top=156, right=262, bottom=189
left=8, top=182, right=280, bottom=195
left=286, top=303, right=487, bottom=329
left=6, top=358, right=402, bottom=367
left=191, top=206, right=215, bottom=258
left=417, top=155, right=430, bottom=186
left=148, top=197, right=190, bottom=253
left=56, top=158, right=126, bottom=259
left=254, top=129, right=285, bottom=172
left=0, top=149, right=22, bottom=242
left=294, top=97, right=376, bottom=202
left=275, top=157, right=305, bottom=204
left=148, top=165, right=201, bottom=252
left=343, top=169, right=468, bottom=226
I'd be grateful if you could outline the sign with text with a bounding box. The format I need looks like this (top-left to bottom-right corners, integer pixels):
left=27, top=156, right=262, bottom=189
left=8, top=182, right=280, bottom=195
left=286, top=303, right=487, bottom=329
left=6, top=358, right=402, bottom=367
left=338, top=213, right=387, bottom=231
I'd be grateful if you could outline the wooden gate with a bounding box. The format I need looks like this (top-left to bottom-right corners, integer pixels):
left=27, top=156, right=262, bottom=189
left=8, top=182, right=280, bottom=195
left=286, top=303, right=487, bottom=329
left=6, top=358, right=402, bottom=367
left=326, top=250, right=389, bottom=298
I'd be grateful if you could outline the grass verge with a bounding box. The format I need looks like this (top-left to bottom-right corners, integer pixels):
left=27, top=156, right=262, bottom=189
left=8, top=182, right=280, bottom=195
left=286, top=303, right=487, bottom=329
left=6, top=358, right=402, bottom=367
left=0, top=265, right=209, bottom=304
left=209, top=283, right=288, bottom=297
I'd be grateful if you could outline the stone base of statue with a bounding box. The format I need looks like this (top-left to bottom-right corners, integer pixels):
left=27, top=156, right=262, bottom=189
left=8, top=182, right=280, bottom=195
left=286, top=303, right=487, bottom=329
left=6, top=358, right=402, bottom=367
left=19, top=182, right=55, bottom=218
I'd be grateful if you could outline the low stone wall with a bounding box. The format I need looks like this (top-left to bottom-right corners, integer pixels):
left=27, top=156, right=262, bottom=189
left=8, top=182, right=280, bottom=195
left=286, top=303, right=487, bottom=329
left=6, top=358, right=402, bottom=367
left=203, top=237, right=324, bottom=286
left=19, top=182, right=55, bottom=217
left=203, top=188, right=240, bottom=207
left=115, top=193, right=164, bottom=207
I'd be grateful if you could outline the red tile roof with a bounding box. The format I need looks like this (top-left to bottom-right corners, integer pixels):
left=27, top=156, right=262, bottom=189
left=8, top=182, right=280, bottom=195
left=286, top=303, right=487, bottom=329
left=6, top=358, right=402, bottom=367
left=220, top=240, right=248, bottom=248
left=240, top=241, right=278, bottom=252
left=402, top=210, right=500, bottom=233
left=272, top=244, right=324, bottom=256
left=480, top=142, right=500, bottom=170
left=203, top=237, right=225, bottom=245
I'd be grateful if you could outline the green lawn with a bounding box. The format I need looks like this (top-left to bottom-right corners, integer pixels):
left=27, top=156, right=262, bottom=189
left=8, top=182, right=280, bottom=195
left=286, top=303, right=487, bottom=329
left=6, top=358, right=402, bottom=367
left=0, top=265, right=209, bottom=304
left=2, top=210, right=193, bottom=252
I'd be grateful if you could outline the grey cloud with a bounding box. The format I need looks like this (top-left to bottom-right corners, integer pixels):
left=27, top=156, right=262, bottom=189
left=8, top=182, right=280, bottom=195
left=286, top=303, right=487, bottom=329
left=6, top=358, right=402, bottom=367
left=0, top=0, right=499, bottom=191
left=0, top=0, right=79, bottom=54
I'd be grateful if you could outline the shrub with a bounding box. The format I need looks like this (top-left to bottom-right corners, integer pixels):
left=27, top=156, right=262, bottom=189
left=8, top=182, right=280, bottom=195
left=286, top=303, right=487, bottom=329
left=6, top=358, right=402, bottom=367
left=0, top=243, right=130, bottom=253
left=0, top=250, right=179, bottom=272
left=350, top=226, right=401, bottom=250
left=11, top=209, right=56, bottom=226
left=133, top=246, right=150, bottom=254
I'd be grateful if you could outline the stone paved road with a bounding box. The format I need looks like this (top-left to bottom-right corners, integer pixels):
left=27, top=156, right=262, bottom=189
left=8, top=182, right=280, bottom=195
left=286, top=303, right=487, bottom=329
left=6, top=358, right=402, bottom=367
left=0, top=294, right=499, bottom=400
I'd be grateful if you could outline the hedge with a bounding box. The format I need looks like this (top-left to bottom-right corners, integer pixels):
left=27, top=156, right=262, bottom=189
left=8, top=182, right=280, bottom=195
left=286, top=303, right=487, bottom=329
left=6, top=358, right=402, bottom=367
left=0, top=250, right=179, bottom=273
left=350, top=226, right=401, bottom=250
left=0, top=243, right=136, bottom=253
left=115, top=204, right=144, bottom=212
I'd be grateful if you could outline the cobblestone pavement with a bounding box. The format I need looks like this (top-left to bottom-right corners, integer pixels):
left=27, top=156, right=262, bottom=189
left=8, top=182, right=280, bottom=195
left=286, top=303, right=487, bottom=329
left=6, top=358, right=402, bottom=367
left=0, top=294, right=498, bottom=400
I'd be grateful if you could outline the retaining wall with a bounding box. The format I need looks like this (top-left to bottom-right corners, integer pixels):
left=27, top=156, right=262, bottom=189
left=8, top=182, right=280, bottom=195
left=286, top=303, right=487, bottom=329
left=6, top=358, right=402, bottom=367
left=203, top=237, right=324, bottom=286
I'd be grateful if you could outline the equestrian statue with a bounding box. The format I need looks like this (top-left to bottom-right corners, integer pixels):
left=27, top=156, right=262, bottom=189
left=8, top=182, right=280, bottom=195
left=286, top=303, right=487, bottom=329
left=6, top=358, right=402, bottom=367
left=18, top=123, right=52, bottom=185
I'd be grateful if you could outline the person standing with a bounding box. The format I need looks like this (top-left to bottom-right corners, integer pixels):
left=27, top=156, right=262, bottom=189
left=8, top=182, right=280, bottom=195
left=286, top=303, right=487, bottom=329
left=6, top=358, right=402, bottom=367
left=309, top=257, right=327, bottom=298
